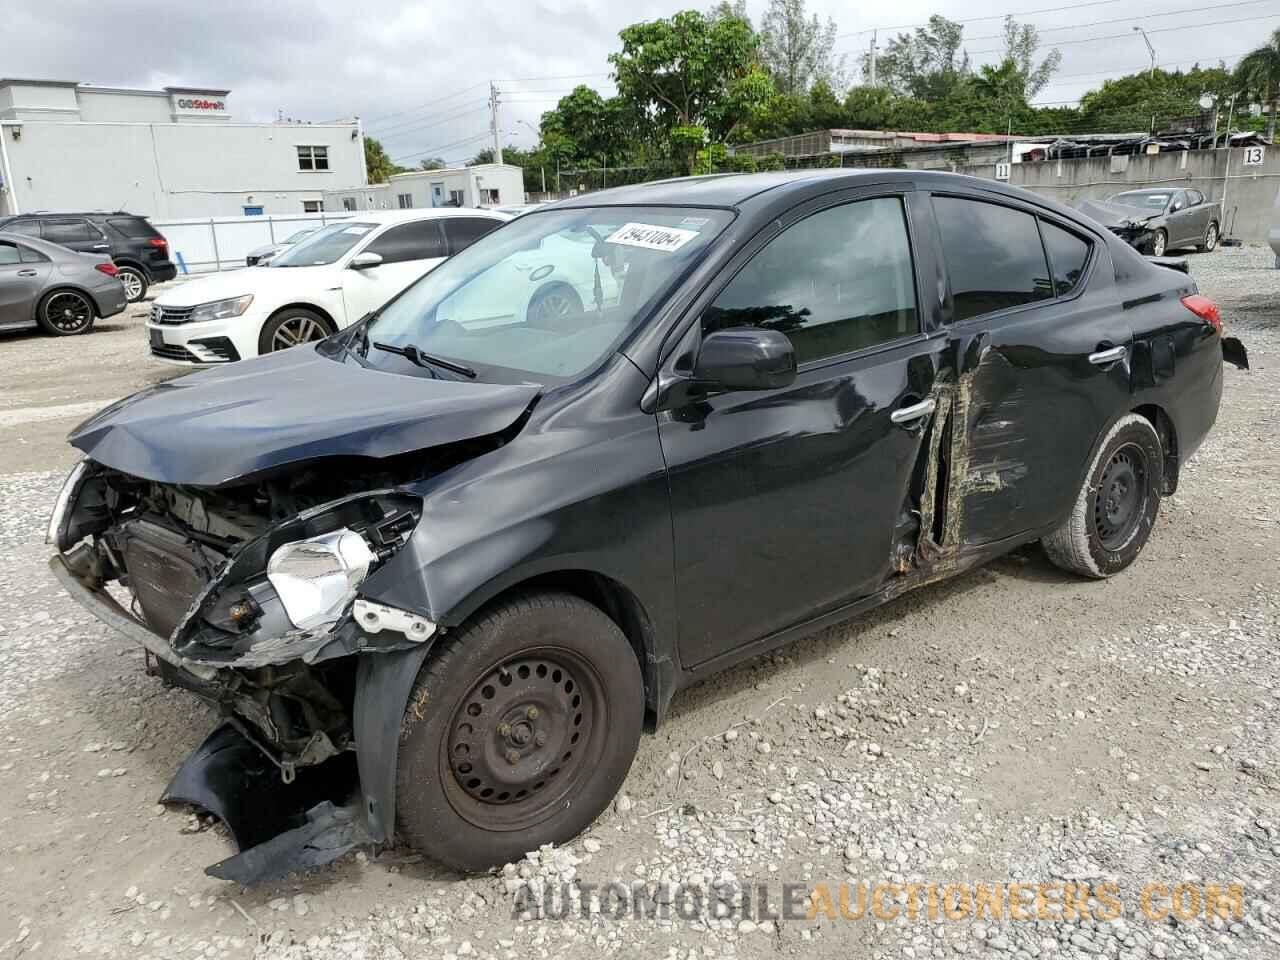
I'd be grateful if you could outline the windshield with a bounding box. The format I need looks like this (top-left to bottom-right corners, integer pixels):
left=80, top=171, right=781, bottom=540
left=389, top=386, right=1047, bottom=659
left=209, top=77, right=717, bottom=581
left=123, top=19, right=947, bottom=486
left=284, top=228, right=317, bottom=244
left=1110, top=191, right=1171, bottom=211
left=271, top=221, right=376, bottom=266
left=360, top=206, right=732, bottom=383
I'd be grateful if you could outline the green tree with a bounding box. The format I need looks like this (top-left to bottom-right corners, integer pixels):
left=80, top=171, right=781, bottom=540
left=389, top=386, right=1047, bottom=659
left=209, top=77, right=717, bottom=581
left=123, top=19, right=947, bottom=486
left=1079, top=65, right=1235, bottom=134
left=759, top=0, right=844, bottom=96
left=1235, top=29, right=1280, bottom=139
left=1001, top=17, right=1061, bottom=100
left=610, top=9, right=774, bottom=171
left=418, top=157, right=446, bottom=170
left=363, top=136, right=399, bottom=183
left=865, top=15, right=969, bottom=100
left=539, top=85, right=632, bottom=167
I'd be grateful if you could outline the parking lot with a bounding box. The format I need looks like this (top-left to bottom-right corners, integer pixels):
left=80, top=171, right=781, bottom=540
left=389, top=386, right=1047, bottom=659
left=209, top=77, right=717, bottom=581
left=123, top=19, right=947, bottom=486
left=1, top=248, right=1278, bottom=959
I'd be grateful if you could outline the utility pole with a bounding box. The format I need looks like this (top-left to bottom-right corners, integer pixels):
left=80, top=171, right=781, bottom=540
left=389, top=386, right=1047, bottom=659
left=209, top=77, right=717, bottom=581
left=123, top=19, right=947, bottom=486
left=488, top=82, right=503, bottom=165
left=869, top=31, right=878, bottom=86
left=1133, top=26, right=1156, bottom=78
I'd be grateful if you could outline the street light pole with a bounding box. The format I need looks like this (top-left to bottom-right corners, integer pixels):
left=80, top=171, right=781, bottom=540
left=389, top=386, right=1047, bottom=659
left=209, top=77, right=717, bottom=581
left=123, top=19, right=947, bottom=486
left=1133, top=26, right=1156, bottom=78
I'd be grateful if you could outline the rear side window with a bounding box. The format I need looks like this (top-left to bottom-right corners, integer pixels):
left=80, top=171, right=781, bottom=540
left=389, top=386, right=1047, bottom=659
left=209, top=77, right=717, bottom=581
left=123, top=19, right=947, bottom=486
left=0, top=242, right=19, bottom=266
left=1040, top=221, right=1092, bottom=297
left=106, top=217, right=159, bottom=239
left=43, top=218, right=101, bottom=243
left=365, top=220, right=447, bottom=264
left=703, top=196, right=919, bottom=365
left=444, top=217, right=501, bottom=255
left=1186, top=190, right=1204, bottom=206
left=6, top=219, right=43, bottom=237
left=19, top=242, right=47, bottom=263
left=934, top=197, right=1050, bottom=321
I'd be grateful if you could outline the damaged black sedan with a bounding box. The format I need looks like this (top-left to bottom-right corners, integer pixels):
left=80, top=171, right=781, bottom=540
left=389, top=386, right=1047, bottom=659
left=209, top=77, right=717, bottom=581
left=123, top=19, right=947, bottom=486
left=49, top=171, right=1247, bottom=881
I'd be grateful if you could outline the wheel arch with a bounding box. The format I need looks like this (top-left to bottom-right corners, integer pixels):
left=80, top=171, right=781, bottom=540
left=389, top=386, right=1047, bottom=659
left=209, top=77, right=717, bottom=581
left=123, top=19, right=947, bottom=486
left=112, top=256, right=147, bottom=275
left=267, top=301, right=338, bottom=333
left=1132, top=402, right=1179, bottom=494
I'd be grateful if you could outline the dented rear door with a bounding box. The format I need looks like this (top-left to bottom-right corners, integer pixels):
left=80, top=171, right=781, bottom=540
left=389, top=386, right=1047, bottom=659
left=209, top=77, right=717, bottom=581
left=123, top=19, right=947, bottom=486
left=928, top=192, right=1132, bottom=545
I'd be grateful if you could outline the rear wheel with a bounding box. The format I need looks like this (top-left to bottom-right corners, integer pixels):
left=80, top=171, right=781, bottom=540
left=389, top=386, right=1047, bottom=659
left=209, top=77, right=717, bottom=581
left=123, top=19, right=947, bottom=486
left=258, top=307, right=332, bottom=354
left=117, top=266, right=148, bottom=303
left=1198, top=222, right=1219, bottom=253
left=36, top=290, right=96, bottom=336
left=1042, top=413, right=1163, bottom=578
left=396, top=592, right=643, bottom=871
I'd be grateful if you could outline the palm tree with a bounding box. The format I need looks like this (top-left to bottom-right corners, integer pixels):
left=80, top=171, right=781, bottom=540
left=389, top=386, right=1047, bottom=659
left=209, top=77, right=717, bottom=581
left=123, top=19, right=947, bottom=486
left=1235, top=29, right=1280, bottom=140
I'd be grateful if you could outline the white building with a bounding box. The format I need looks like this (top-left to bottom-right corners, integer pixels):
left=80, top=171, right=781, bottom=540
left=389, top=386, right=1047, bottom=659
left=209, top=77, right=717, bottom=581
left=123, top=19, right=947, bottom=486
left=326, top=163, right=525, bottom=212
left=0, top=78, right=367, bottom=218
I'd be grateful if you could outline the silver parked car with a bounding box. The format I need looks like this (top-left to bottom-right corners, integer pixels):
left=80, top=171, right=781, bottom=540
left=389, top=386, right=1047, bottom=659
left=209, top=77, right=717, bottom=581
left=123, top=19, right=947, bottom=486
left=244, top=227, right=318, bottom=267
left=0, top=231, right=128, bottom=336
left=1078, top=189, right=1221, bottom=257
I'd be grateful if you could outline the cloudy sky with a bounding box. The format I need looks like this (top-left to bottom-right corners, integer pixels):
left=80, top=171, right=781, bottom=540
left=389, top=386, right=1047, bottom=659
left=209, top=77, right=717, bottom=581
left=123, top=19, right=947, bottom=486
left=3, top=0, right=1275, bottom=166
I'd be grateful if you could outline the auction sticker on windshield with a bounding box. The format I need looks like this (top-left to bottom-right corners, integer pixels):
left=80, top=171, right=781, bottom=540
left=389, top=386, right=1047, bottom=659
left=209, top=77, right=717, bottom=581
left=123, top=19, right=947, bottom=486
left=606, top=222, right=700, bottom=253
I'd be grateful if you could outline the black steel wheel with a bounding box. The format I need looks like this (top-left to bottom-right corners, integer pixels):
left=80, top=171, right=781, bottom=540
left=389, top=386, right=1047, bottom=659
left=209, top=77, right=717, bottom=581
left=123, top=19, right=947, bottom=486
left=396, top=592, right=643, bottom=871
left=37, top=290, right=95, bottom=336
left=1043, top=413, right=1163, bottom=578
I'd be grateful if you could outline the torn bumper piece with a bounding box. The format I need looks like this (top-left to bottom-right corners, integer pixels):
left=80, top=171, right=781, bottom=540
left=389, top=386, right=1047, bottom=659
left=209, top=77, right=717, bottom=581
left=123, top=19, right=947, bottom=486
left=162, top=721, right=365, bottom=885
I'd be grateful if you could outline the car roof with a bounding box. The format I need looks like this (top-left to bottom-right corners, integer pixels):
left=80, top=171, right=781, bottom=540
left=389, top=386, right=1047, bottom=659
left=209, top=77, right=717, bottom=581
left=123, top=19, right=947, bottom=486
left=346, top=208, right=511, bottom=225
left=0, top=211, right=146, bottom=219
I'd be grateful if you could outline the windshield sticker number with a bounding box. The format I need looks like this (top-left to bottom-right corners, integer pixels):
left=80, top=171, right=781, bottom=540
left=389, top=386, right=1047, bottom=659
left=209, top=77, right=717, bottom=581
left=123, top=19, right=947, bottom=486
left=606, top=222, right=699, bottom=253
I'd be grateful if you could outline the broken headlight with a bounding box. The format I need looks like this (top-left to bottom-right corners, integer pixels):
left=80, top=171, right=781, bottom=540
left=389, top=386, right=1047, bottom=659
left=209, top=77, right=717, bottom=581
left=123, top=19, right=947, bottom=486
left=267, top=528, right=376, bottom=631
left=47, top=456, right=90, bottom=549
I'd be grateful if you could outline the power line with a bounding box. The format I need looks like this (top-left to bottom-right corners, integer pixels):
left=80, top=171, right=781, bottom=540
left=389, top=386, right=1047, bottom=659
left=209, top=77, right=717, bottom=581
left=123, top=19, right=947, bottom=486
left=835, top=0, right=1127, bottom=38
left=391, top=131, right=491, bottom=164
left=361, top=81, right=488, bottom=126
left=371, top=105, right=489, bottom=140
left=961, top=0, right=1273, bottom=43
left=961, top=11, right=1280, bottom=56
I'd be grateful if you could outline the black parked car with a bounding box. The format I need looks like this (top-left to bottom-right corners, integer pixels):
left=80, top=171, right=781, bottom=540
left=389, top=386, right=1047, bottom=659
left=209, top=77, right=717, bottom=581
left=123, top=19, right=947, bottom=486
left=49, top=171, right=1247, bottom=880
left=0, top=211, right=176, bottom=303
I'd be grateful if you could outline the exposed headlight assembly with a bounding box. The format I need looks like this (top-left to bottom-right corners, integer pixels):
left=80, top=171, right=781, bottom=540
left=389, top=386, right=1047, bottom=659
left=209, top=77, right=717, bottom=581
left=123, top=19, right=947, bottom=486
left=47, top=457, right=90, bottom=548
left=267, top=529, right=376, bottom=630
left=189, top=294, right=254, bottom=323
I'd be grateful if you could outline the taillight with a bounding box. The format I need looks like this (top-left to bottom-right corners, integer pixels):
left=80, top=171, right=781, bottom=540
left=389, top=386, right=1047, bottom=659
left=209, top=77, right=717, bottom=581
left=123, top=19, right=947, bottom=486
left=147, top=237, right=168, bottom=250
left=95, top=262, right=119, bottom=277
left=1181, top=294, right=1222, bottom=333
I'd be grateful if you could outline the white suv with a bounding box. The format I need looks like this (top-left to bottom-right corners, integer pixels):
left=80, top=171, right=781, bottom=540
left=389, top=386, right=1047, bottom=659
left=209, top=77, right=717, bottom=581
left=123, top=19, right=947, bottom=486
left=146, top=209, right=508, bottom=364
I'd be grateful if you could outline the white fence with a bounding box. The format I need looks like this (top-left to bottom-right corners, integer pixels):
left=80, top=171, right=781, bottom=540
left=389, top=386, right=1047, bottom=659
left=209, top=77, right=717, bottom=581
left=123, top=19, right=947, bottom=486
left=150, top=213, right=353, bottom=274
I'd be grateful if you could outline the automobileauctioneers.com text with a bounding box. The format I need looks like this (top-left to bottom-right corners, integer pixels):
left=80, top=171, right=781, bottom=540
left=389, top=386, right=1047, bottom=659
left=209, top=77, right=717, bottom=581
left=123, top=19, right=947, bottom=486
left=512, top=879, right=1246, bottom=924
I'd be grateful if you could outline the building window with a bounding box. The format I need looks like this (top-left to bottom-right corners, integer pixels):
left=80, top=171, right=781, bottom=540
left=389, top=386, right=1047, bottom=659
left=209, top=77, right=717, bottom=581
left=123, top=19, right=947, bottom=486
left=448, top=189, right=465, bottom=207
left=479, top=188, right=499, bottom=205
left=302, top=200, right=324, bottom=213
left=397, top=193, right=413, bottom=209
left=297, top=145, right=330, bottom=171
left=342, top=197, right=356, bottom=211
left=243, top=205, right=264, bottom=216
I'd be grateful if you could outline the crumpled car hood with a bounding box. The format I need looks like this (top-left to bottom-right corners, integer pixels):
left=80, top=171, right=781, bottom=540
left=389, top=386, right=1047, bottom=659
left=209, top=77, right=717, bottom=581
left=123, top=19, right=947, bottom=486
left=69, top=347, right=540, bottom=485
left=1077, top=199, right=1162, bottom=230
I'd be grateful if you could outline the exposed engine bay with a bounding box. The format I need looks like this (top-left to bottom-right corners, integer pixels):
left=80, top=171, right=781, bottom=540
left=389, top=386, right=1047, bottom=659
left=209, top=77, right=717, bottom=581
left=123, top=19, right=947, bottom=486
left=49, top=459, right=443, bottom=881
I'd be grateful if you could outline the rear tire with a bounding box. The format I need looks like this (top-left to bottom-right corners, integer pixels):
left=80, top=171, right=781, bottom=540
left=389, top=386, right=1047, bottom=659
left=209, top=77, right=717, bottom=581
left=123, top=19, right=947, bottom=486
left=1197, top=222, right=1219, bottom=253
left=257, top=307, right=333, bottom=355
left=117, top=266, right=148, bottom=303
left=1042, top=413, right=1163, bottom=579
left=395, top=591, right=643, bottom=871
left=36, top=289, right=96, bottom=336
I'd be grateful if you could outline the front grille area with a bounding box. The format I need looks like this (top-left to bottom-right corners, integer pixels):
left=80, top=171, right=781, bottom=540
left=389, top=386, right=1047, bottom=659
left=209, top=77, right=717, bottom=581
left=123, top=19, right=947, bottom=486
left=119, top=520, right=213, bottom=639
left=150, top=342, right=200, bottom=362
left=151, top=303, right=195, bottom=325
left=189, top=336, right=241, bottom=362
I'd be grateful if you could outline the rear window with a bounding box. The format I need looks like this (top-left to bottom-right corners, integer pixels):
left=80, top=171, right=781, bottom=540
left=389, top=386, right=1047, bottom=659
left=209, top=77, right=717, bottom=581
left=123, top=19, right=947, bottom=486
left=43, top=219, right=101, bottom=243
left=5, top=220, right=43, bottom=238
left=106, top=217, right=160, bottom=239
left=444, top=217, right=502, bottom=255
left=933, top=196, right=1051, bottom=321
left=1040, top=221, right=1092, bottom=297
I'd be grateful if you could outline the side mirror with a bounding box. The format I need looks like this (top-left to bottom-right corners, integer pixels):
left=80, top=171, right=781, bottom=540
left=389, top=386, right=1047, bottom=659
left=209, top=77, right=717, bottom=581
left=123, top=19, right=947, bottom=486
left=349, top=251, right=383, bottom=270
left=693, top=327, right=796, bottom=392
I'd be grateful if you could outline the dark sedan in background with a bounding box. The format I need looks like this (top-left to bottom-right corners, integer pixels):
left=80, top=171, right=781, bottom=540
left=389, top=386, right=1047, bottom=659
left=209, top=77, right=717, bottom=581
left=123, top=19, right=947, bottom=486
left=0, top=232, right=127, bottom=335
left=1079, top=188, right=1221, bottom=257
left=49, top=170, right=1246, bottom=882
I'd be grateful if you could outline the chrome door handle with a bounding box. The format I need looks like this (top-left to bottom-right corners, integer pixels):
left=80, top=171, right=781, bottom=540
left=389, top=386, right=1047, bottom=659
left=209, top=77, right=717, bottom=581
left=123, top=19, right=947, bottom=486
left=16, top=269, right=38, bottom=277
left=92, top=243, right=110, bottom=250
left=1088, top=345, right=1127, bottom=365
left=890, top=397, right=936, bottom=424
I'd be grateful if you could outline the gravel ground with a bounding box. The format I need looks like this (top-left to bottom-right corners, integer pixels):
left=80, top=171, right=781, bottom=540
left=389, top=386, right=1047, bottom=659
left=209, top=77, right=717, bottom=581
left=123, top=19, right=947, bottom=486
left=0, top=247, right=1277, bottom=959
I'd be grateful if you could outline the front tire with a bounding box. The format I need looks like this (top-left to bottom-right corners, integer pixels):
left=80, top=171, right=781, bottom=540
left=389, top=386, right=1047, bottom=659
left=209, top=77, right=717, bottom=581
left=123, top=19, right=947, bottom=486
left=1042, top=413, right=1163, bottom=579
left=117, top=266, right=148, bottom=303
left=396, top=592, right=643, bottom=871
left=36, top=290, right=96, bottom=336
left=257, top=307, right=332, bottom=354
left=1149, top=229, right=1168, bottom=257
